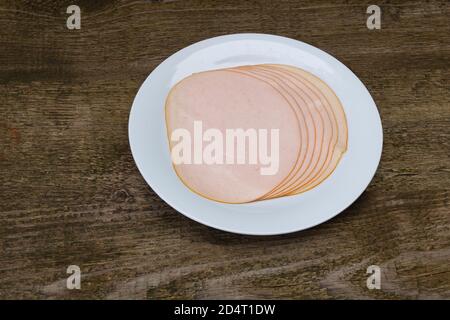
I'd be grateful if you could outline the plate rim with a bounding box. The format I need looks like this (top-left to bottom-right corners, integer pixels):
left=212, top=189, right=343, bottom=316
left=128, top=33, right=383, bottom=236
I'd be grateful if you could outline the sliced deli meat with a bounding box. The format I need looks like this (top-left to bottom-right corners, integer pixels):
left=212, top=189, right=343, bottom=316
left=257, top=65, right=341, bottom=197
left=272, top=64, right=347, bottom=195
left=227, top=67, right=315, bottom=200
left=236, top=66, right=332, bottom=199
left=165, top=69, right=301, bottom=203
left=165, top=64, right=348, bottom=203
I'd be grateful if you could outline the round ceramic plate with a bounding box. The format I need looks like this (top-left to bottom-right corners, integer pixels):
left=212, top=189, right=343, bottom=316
left=129, top=33, right=382, bottom=235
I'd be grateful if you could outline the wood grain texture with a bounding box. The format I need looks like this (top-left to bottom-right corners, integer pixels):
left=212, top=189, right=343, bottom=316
left=0, top=0, right=449, bottom=299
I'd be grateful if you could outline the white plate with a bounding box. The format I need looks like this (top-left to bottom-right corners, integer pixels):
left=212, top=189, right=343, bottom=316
left=129, top=33, right=382, bottom=235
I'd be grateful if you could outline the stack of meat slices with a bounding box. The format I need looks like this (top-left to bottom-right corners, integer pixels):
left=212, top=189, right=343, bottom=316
left=165, top=64, right=348, bottom=204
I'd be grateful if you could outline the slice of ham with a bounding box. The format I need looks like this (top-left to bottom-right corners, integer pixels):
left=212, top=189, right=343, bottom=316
left=165, top=69, right=301, bottom=203
left=235, top=66, right=332, bottom=199
left=165, top=64, right=347, bottom=203
left=270, top=65, right=347, bottom=195
left=226, top=68, right=313, bottom=199
left=254, top=65, right=337, bottom=197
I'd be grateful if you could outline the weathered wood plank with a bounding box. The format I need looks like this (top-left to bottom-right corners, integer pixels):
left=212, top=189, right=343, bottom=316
left=0, top=0, right=449, bottom=299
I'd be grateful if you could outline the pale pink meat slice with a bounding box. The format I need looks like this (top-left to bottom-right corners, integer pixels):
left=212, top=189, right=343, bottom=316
left=270, top=65, right=347, bottom=194
left=230, top=66, right=320, bottom=199
left=253, top=65, right=335, bottom=197
left=165, top=69, right=301, bottom=203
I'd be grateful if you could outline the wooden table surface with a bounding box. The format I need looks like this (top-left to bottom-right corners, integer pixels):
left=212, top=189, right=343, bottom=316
left=0, top=0, right=449, bottom=300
